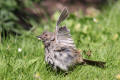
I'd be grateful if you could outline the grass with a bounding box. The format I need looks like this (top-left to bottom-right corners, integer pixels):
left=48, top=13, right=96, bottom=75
left=1, top=1, right=120, bottom=80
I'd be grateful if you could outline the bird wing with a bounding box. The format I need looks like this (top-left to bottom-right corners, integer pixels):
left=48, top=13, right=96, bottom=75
left=55, top=8, right=69, bottom=43
left=56, top=8, right=68, bottom=26
left=56, top=26, right=76, bottom=48
left=55, top=8, right=75, bottom=48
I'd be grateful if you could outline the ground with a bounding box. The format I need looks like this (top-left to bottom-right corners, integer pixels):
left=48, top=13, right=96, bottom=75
left=0, top=1, right=120, bottom=80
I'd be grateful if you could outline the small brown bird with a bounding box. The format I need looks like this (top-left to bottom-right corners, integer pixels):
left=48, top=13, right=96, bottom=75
left=37, top=8, right=105, bottom=71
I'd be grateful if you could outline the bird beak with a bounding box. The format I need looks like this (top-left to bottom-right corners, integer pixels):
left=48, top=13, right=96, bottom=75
left=36, top=35, right=41, bottom=40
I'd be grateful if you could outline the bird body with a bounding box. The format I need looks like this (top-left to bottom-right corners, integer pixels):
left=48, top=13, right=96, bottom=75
left=45, top=39, right=83, bottom=71
left=37, top=8, right=105, bottom=71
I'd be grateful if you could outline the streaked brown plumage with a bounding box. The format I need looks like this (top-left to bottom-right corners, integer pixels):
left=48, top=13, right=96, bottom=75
left=37, top=8, right=105, bottom=71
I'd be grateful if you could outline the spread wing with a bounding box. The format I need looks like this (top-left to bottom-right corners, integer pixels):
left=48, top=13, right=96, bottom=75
left=56, top=8, right=68, bottom=26
left=55, top=8, right=75, bottom=48
left=55, top=8, right=69, bottom=42
left=57, top=26, right=76, bottom=48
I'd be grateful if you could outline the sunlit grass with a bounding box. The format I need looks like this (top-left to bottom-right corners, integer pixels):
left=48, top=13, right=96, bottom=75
left=0, top=1, right=120, bottom=80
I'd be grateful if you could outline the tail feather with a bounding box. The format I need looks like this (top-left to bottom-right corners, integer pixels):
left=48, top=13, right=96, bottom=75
left=83, top=59, right=106, bottom=68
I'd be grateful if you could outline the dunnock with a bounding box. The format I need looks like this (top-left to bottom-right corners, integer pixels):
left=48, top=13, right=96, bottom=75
left=37, top=8, right=105, bottom=71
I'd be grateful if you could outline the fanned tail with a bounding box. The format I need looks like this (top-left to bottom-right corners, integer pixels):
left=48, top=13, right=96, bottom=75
left=83, top=59, right=106, bottom=68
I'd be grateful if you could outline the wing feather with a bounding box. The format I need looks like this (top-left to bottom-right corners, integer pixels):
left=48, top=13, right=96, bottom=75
left=57, top=26, right=76, bottom=48
left=55, top=8, right=69, bottom=43
left=55, top=8, right=75, bottom=48
left=56, top=8, right=68, bottom=26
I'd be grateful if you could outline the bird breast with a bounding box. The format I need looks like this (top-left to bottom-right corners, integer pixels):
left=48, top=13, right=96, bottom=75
left=45, top=43, right=78, bottom=71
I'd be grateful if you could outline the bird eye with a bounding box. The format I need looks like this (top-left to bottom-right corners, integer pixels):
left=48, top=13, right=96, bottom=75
left=45, top=34, right=47, bottom=36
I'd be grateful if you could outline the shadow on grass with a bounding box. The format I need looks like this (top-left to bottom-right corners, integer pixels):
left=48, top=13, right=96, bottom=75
left=45, top=62, right=106, bottom=77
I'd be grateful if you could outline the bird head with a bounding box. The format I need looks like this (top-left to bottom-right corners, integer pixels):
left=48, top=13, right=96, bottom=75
left=37, top=31, right=54, bottom=43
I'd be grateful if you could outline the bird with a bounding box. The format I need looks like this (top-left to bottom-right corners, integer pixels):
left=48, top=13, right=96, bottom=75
left=37, top=8, right=106, bottom=71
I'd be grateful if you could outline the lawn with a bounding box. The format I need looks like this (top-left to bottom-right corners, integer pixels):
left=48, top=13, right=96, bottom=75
left=0, top=1, right=120, bottom=80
